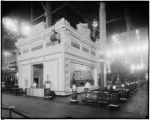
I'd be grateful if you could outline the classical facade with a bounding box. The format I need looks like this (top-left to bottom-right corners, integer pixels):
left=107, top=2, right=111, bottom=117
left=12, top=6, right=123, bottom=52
left=15, top=18, right=100, bottom=96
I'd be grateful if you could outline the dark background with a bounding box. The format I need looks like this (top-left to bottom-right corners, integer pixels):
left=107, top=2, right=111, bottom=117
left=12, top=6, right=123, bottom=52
left=2, top=1, right=149, bottom=35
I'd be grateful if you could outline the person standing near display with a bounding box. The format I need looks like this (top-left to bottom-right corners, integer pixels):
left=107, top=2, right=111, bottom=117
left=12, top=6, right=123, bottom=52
left=85, top=81, right=91, bottom=91
left=84, top=81, right=91, bottom=98
left=33, top=82, right=37, bottom=88
left=70, top=84, right=79, bottom=103
left=44, top=81, right=52, bottom=89
left=44, top=80, right=53, bottom=100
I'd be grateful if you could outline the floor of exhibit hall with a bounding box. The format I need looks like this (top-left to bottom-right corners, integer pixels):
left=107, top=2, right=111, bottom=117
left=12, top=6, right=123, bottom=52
left=2, top=82, right=148, bottom=118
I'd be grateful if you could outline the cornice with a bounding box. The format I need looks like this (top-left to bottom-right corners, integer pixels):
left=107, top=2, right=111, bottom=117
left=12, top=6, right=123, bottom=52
left=16, top=18, right=98, bottom=50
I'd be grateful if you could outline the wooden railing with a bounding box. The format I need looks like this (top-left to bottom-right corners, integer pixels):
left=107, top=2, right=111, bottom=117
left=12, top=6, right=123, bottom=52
left=2, top=106, right=30, bottom=118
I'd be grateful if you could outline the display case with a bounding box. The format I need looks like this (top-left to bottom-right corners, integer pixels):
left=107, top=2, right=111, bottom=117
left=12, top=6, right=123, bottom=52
left=71, top=71, right=94, bottom=87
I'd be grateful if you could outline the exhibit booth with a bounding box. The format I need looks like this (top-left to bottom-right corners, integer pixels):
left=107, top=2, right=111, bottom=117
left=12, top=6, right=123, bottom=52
left=15, top=18, right=99, bottom=96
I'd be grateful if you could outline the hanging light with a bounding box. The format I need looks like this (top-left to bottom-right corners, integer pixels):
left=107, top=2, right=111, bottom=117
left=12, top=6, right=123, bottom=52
left=136, top=46, right=141, bottom=51
left=3, top=51, right=11, bottom=57
left=92, top=19, right=98, bottom=28
left=118, top=48, right=125, bottom=54
left=122, top=84, right=124, bottom=87
left=3, top=17, right=18, bottom=33
left=21, top=22, right=31, bottom=36
left=130, top=64, right=135, bottom=73
left=106, top=51, right=111, bottom=56
left=113, top=85, right=116, bottom=90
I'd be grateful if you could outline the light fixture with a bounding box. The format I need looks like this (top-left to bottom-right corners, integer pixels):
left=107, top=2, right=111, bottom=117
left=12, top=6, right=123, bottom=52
left=118, top=48, right=125, bottom=54
left=141, top=45, right=147, bottom=50
left=130, top=64, right=135, bottom=73
left=112, top=34, right=120, bottom=46
left=113, top=85, right=116, bottom=90
left=16, top=72, right=18, bottom=78
left=122, top=84, right=124, bottom=87
left=106, top=51, right=111, bottom=56
left=21, top=22, right=31, bottom=36
left=136, top=46, right=141, bottom=51
left=72, top=85, right=77, bottom=91
left=3, top=17, right=18, bottom=33
left=3, top=51, right=10, bottom=57
left=92, top=19, right=98, bottom=28
left=136, top=65, right=144, bottom=70
left=3, top=17, right=31, bottom=37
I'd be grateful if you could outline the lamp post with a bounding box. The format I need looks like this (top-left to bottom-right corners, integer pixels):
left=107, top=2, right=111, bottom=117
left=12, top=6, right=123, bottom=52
left=98, top=2, right=107, bottom=90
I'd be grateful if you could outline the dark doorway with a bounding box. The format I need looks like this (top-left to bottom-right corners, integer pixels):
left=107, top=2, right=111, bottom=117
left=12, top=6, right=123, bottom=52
left=32, top=64, right=43, bottom=88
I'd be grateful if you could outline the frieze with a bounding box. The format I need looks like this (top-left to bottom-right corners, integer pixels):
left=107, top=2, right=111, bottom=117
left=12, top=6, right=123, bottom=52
left=30, top=36, right=43, bottom=44
left=66, top=50, right=96, bottom=63
left=70, top=57, right=96, bottom=67
left=70, top=32, right=97, bottom=50
left=16, top=18, right=98, bottom=52
left=31, top=44, right=43, bottom=51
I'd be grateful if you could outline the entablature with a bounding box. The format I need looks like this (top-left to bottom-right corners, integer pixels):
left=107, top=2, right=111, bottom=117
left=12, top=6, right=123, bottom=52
left=15, top=18, right=99, bottom=57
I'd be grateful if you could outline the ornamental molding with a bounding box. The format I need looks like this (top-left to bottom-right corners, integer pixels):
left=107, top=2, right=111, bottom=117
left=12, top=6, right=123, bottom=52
left=16, top=18, right=98, bottom=50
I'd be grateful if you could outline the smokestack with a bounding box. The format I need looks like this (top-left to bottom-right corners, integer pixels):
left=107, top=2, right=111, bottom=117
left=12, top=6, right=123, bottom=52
left=99, top=2, right=107, bottom=90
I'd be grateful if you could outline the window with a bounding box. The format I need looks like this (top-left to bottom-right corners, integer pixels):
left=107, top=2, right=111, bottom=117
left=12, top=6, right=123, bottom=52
left=71, top=41, right=80, bottom=49
left=23, top=49, right=29, bottom=54
left=33, top=64, right=43, bottom=88
left=46, top=41, right=55, bottom=47
left=91, top=50, right=96, bottom=56
left=82, top=47, right=89, bottom=53
left=31, top=44, right=43, bottom=51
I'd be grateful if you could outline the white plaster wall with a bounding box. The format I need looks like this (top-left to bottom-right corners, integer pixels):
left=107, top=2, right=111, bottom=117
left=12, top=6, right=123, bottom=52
left=19, top=64, right=31, bottom=89
left=18, top=52, right=64, bottom=93
left=16, top=19, right=100, bottom=95
left=64, top=54, right=71, bottom=93
left=18, top=64, right=23, bottom=89
left=65, top=53, right=98, bottom=92
left=58, top=58, right=64, bottom=91
left=44, top=60, right=58, bottom=91
left=62, top=26, right=98, bottom=92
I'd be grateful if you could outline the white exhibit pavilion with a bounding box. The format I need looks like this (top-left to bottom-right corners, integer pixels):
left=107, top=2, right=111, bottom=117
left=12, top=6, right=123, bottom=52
left=15, top=18, right=104, bottom=97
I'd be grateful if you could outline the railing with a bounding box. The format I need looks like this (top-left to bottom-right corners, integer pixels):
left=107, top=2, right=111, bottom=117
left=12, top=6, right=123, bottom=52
left=2, top=106, right=30, bottom=118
